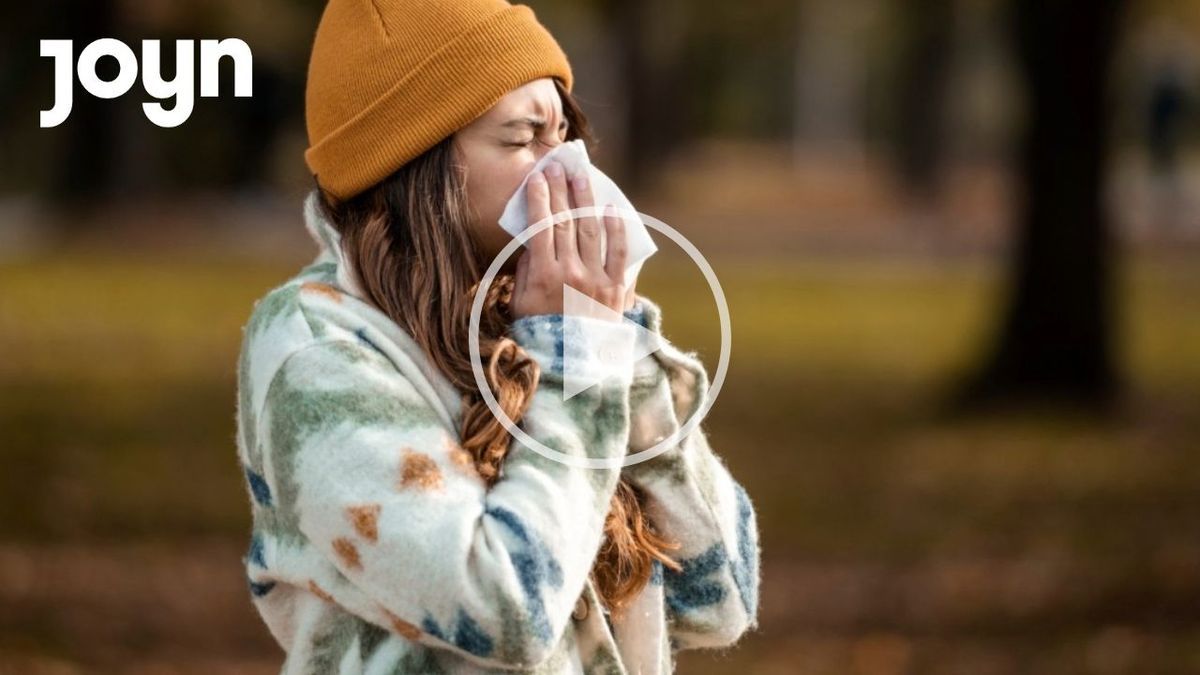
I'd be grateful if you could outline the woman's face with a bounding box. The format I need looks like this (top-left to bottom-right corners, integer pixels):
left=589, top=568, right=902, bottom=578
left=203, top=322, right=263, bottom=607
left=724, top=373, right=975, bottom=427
left=453, top=77, right=569, bottom=271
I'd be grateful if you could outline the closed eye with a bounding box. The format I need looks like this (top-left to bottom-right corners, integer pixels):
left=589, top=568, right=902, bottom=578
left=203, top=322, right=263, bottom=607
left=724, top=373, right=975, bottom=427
left=502, top=117, right=568, bottom=149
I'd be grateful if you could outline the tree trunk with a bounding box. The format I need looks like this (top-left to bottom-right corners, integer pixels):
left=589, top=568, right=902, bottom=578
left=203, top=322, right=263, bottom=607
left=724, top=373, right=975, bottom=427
left=891, top=0, right=954, bottom=200
left=45, top=0, right=120, bottom=209
left=962, top=0, right=1126, bottom=407
left=600, top=0, right=688, bottom=192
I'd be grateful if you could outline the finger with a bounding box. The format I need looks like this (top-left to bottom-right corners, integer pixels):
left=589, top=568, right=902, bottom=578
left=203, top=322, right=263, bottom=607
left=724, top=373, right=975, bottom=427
left=570, top=170, right=602, bottom=271
left=603, top=205, right=628, bottom=282
left=512, top=249, right=530, bottom=302
left=545, top=161, right=576, bottom=264
left=524, top=170, right=553, bottom=264
left=623, top=279, right=637, bottom=311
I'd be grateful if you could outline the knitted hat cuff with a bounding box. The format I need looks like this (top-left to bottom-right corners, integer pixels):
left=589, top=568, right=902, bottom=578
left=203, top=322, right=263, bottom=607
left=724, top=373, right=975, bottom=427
left=305, top=4, right=573, bottom=201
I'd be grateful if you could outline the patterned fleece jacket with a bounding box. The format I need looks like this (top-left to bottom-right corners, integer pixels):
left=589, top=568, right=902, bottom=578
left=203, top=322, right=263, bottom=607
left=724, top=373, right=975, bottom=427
left=234, top=190, right=761, bottom=674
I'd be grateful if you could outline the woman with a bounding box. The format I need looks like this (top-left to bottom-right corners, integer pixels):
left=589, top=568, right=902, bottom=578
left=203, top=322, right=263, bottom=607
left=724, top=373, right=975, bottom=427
left=235, top=1, right=760, bottom=672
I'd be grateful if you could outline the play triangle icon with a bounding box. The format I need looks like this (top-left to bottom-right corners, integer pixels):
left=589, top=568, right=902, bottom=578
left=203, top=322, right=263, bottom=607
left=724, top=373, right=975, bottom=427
left=562, top=284, right=662, bottom=400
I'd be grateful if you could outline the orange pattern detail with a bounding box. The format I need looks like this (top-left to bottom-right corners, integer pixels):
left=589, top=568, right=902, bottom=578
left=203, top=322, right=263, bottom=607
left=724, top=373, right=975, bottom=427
left=332, top=537, right=362, bottom=570
left=300, top=281, right=342, bottom=303
left=382, top=608, right=424, bottom=641
left=399, top=448, right=443, bottom=491
left=346, top=503, right=382, bottom=543
left=308, top=580, right=335, bottom=603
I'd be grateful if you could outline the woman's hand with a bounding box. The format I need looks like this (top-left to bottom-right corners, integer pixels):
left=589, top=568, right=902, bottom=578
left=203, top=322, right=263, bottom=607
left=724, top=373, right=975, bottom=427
left=509, top=160, right=636, bottom=320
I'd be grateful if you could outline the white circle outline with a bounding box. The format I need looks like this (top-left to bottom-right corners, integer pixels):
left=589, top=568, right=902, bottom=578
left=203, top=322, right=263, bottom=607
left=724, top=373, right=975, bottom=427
left=468, top=206, right=730, bottom=470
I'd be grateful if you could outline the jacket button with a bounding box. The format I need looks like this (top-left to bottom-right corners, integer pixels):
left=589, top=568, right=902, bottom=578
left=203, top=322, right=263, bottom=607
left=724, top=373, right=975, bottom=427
left=572, top=596, right=589, bottom=621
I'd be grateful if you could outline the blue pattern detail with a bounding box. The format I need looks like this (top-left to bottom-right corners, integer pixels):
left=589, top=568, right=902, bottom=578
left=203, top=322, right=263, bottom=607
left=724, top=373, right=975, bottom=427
left=485, top=505, right=564, bottom=643
left=248, top=579, right=276, bottom=597
left=355, top=327, right=385, bottom=355
left=729, top=483, right=759, bottom=617
left=421, top=607, right=495, bottom=658
left=509, top=314, right=567, bottom=376
left=623, top=303, right=648, bottom=328
left=245, top=466, right=272, bottom=506
left=452, top=608, right=494, bottom=657
left=420, top=615, right=445, bottom=641
left=552, top=317, right=565, bottom=375
left=663, top=543, right=728, bottom=614
left=247, top=532, right=266, bottom=568
left=649, top=559, right=664, bottom=586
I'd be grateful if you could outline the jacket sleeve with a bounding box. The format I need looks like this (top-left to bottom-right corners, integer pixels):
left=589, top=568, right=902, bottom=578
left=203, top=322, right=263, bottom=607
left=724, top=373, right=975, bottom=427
left=620, top=294, right=762, bottom=650
left=257, top=313, right=638, bottom=670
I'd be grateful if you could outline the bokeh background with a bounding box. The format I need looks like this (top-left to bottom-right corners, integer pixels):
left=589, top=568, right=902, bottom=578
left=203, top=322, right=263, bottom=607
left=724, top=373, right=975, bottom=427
left=2, top=0, right=1200, bottom=673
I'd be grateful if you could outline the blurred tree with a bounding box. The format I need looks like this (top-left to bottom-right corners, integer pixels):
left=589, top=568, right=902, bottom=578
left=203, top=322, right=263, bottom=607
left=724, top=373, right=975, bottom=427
left=0, top=6, right=47, bottom=187
left=963, top=0, right=1128, bottom=407
left=792, top=0, right=874, bottom=160
left=583, top=0, right=794, bottom=191
left=43, top=0, right=122, bottom=209
left=889, top=0, right=955, bottom=200
left=593, top=0, right=690, bottom=190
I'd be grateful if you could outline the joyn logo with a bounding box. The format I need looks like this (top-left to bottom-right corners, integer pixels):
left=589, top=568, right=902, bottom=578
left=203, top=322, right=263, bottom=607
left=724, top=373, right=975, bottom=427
left=40, top=38, right=253, bottom=129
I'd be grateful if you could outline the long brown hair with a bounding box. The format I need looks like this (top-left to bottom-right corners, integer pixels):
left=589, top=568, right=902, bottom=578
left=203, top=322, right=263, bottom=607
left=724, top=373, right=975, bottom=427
left=314, top=78, right=682, bottom=618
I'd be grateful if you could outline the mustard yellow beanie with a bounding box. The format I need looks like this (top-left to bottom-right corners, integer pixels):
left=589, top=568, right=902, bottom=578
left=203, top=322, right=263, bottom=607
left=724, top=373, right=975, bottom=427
left=304, top=0, right=574, bottom=201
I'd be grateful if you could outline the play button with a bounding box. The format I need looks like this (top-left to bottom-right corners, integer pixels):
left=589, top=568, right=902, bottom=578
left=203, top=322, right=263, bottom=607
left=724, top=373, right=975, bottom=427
left=469, top=208, right=730, bottom=469
left=561, top=284, right=663, bottom=400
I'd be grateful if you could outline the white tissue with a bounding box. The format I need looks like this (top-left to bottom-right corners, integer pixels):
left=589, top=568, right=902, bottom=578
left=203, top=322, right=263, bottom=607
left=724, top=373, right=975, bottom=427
left=497, top=139, right=656, bottom=286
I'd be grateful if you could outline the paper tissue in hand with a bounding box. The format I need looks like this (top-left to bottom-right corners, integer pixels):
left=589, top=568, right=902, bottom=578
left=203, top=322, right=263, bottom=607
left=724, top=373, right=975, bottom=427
left=497, top=139, right=656, bottom=286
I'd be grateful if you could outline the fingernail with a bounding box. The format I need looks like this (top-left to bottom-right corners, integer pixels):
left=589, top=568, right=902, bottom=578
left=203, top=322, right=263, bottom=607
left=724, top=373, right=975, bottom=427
left=573, top=173, right=588, bottom=191
left=546, top=161, right=562, bottom=178
left=529, top=171, right=545, bottom=184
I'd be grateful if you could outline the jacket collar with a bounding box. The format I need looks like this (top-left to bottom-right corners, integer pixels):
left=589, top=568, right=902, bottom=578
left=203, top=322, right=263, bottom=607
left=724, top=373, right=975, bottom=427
left=303, top=188, right=342, bottom=263
left=302, top=189, right=368, bottom=300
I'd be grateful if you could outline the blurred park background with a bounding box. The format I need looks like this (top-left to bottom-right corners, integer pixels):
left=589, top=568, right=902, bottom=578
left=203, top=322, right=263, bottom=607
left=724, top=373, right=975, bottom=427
left=2, top=0, right=1200, bottom=673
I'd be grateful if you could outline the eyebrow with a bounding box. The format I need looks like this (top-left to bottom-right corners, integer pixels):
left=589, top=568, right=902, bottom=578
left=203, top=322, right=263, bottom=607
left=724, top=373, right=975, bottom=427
left=501, top=115, right=568, bottom=131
